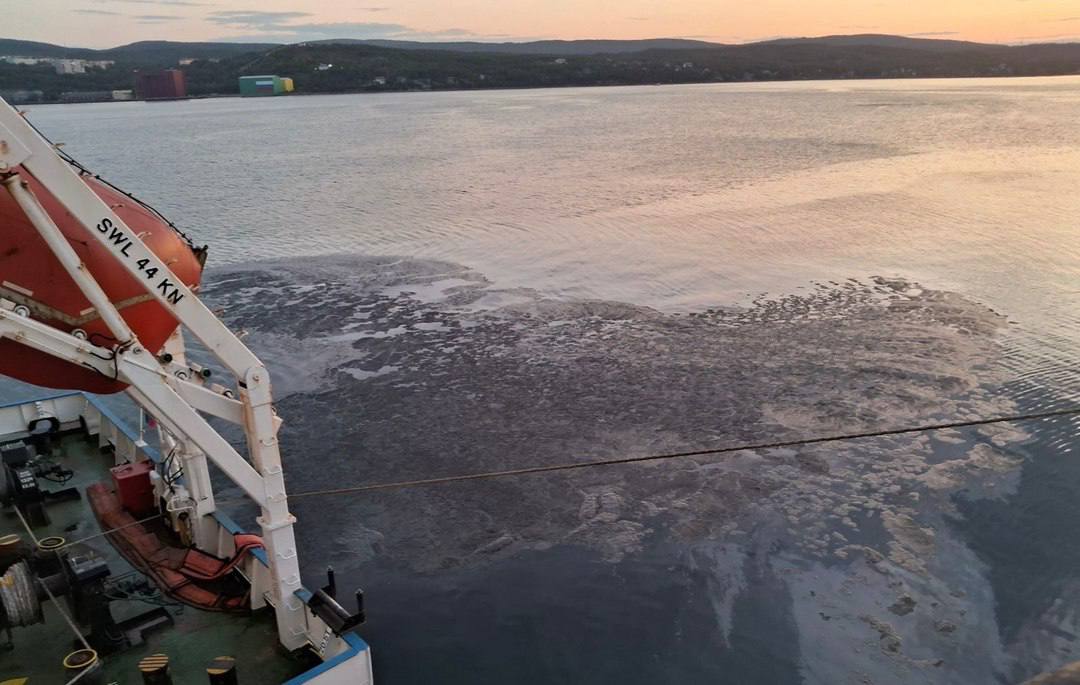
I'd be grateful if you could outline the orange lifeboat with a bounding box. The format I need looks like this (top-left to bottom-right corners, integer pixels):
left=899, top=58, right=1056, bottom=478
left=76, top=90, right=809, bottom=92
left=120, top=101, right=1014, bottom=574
left=0, top=165, right=204, bottom=394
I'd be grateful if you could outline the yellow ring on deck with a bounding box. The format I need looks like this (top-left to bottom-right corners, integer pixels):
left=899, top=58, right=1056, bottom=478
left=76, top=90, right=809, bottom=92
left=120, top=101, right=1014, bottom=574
left=37, top=536, right=65, bottom=551
left=63, top=648, right=99, bottom=670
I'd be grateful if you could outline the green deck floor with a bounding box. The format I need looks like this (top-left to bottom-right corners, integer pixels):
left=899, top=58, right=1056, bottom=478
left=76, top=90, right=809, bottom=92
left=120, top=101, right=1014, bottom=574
left=0, top=432, right=311, bottom=684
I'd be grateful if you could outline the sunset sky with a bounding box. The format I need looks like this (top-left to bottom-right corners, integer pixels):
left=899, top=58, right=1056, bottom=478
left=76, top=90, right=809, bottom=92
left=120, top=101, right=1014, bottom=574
left=11, top=0, right=1080, bottom=48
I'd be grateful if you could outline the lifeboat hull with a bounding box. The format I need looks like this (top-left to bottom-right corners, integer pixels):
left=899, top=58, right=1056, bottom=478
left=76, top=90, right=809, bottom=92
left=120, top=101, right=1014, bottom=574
left=0, top=166, right=202, bottom=394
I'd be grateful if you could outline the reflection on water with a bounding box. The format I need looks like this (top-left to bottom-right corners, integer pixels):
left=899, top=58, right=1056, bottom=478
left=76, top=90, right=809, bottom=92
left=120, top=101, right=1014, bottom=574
left=197, top=258, right=1031, bottom=685
left=26, top=78, right=1080, bottom=393
left=10, top=78, right=1080, bottom=683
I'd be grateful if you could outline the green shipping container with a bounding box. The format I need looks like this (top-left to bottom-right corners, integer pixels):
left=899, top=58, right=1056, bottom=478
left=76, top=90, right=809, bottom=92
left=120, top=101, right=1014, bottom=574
left=239, top=75, right=286, bottom=96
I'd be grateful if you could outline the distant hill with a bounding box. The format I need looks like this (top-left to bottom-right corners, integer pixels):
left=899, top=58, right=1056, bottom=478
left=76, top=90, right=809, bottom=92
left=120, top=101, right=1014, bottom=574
left=0, top=39, right=101, bottom=59
left=321, top=38, right=725, bottom=55
left=761, top=34, right=993, bottom=53
left=0, top=34, right=1011, bottom=62
left=334, top=35, right=1008, bottom=55
left=0, top=38, right=279, bottom=63
left=5, top=34, right=1080, bottom=103
left=1, top=37, right=722, bottom=60
left=100, top=41, right=280, bottom=61
left=232, top=39, right=1080, bottom=95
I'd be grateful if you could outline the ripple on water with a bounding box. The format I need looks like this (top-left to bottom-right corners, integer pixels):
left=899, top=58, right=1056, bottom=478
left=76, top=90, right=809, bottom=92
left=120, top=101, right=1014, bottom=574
left=192, top=255, right=1051, bottom=685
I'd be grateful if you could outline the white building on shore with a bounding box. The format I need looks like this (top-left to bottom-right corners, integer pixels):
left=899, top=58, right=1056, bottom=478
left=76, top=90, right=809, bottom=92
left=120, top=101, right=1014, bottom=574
left=0, top=56, right=114, bottom=74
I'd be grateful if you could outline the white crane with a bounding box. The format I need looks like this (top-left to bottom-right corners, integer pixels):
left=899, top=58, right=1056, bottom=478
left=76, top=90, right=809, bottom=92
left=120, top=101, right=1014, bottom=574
left=0, top=96, right=373, bottom=684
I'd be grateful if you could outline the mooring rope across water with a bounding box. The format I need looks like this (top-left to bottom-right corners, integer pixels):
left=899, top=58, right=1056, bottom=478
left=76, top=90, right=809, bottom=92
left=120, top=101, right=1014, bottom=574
left=284, top=404, right=1080, bottom=499
left=43, top=406, right=1080, bottom=541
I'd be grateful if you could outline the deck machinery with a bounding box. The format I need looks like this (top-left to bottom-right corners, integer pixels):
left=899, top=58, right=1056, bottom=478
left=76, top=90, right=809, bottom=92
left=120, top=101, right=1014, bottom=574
left=0, top=96, right=373, bottom=683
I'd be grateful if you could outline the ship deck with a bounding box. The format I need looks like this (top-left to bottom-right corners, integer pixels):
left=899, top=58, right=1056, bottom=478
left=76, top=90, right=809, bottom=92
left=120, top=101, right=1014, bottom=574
left=1, top=428, right=312, bottom=683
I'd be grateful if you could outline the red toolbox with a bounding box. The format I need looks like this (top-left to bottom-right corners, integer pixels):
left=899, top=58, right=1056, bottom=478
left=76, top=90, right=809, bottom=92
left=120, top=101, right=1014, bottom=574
left=111, top=461, right=155, bottom=515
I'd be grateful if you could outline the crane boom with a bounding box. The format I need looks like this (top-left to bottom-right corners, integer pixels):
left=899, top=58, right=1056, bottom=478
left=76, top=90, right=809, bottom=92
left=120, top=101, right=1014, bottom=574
left=0, top=97, right=373, bottom=684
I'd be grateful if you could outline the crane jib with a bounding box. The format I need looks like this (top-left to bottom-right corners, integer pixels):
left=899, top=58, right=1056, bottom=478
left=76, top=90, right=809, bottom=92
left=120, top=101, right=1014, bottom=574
left=95, top=217, right=185, bottom=305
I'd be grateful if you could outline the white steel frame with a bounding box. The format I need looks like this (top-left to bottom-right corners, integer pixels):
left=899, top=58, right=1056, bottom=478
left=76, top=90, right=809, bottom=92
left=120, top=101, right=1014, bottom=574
left=0, top=97, right=372, bottom=684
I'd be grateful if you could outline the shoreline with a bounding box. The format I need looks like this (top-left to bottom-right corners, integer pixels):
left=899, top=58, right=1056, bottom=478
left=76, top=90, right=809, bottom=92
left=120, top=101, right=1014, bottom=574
left=16, top=71, right=1080, bottom=107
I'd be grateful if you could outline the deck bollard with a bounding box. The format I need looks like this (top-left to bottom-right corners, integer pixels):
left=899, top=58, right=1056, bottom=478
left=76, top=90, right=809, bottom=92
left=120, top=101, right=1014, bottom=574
left=206, top=656, right=239, bottom=684
left=138, top=653, right=173, bottom=684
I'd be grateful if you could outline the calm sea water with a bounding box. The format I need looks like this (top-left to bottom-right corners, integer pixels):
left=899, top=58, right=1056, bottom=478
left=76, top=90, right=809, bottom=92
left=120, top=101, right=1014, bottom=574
left=15, top=78, right=1080, bottom=684
left=26, top=80, right=1080, bottom=397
